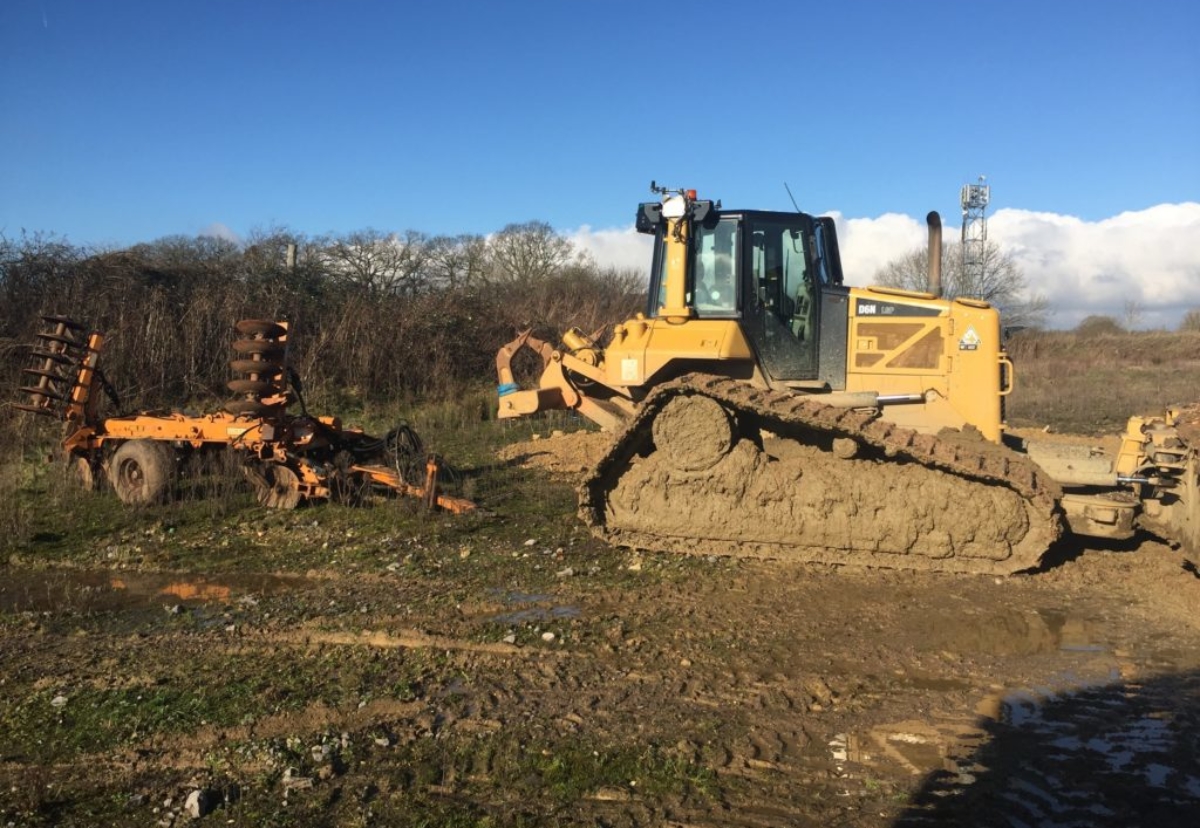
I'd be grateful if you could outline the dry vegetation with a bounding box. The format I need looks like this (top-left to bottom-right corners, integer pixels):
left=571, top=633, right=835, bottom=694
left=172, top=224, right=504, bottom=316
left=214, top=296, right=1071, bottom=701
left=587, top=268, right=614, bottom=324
left=1005, top=329, right=1200, bottom=433
left=0, top=228, right=643, bottom=415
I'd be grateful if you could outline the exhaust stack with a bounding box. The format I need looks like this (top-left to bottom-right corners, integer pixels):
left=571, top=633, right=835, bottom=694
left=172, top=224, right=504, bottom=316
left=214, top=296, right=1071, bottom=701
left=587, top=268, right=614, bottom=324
left=926, top=211, right=942, bottom=297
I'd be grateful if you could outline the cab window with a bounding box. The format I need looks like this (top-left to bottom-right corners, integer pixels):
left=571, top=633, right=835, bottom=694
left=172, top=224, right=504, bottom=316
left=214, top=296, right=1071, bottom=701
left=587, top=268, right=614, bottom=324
left=691, top=218, right=739, bottom=316
left=751, top=220, right=814, bottom=341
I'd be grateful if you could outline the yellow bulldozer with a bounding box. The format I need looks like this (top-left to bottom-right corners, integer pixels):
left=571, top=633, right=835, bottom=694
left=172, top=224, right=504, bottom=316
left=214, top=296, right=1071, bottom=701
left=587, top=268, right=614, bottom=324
left=495, top=183, right=1198, bottom=574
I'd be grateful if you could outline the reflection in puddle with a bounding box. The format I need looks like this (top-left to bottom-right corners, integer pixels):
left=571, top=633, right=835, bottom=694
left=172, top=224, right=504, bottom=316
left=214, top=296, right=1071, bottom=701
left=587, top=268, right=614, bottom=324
left=489, top=606, right=581, bottom=624
left=485, top=588, right=580, bottom=625
left=0, top=569, right=306, bottom=614
left=844, top=669, right=1200, bottom=824
left=929, top=607, right=1107, bottom=656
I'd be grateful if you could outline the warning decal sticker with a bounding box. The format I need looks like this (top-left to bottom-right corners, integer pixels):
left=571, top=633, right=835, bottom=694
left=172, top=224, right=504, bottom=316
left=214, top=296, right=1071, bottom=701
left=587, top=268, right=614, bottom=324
left=959, top=326, right=981, bottom=351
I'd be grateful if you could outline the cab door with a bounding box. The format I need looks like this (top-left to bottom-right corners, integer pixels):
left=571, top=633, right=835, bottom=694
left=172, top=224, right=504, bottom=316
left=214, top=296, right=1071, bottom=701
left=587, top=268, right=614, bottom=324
left=742, top=216, right=819, bottom=381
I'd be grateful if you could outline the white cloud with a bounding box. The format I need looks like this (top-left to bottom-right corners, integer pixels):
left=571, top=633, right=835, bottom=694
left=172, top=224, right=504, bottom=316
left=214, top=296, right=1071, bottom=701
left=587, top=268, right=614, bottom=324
left=567, top=203, right=1200, bottom=330
left=567, top=224, right=653, bottom=273
left=199, top=222, right=241, bottom=245
left=826, top=211, right=926, bottom=285
left=990, top=204, right=1200, bottom=329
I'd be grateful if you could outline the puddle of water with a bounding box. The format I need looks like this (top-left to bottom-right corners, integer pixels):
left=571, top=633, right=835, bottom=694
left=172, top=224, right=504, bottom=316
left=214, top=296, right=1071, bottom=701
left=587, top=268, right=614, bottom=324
left=0, top=569, right=306, bottom=614
left=928, top=607, right=1107, bottom=657
left=489, top=605, right=581, bottom=625
left=484, top=588, right=580, bottom=625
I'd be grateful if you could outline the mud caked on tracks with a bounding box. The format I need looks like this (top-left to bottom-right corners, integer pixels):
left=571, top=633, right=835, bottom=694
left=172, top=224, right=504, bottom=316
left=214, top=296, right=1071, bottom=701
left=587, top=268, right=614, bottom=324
left=581, top=375, right=1062, bottom=576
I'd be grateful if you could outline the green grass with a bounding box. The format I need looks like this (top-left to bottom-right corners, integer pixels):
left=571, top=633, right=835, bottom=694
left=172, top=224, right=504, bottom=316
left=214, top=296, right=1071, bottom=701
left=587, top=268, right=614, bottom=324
left=515, top=738, right=717, bottom=802
left=0, top=647, right=432, bottom=763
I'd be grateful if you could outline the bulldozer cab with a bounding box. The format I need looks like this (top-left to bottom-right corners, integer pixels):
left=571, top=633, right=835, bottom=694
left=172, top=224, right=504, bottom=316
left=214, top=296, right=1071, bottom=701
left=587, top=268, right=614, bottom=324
left=647, top=207, right=845, bottom=382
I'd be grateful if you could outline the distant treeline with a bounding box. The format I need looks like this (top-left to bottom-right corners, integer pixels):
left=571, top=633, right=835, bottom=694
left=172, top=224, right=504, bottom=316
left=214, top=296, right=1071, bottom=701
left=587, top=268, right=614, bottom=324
left=0, top=224, right=646, bottom=413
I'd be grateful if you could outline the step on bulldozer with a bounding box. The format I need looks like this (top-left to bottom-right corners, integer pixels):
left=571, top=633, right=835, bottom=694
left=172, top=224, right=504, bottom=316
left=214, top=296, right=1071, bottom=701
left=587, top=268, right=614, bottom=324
left=495, top=183, right=1198, bottom=574
left=16, top=316, right=474, bottom=513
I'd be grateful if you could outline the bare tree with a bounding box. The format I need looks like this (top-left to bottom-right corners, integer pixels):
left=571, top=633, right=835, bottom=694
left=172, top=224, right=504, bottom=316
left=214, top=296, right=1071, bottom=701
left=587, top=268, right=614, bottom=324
left=487, top=221, right=577, bottom=284
left=426, top=234, right=490, bottom=289
left=873, top=239, right=1049, bottom=329
left=1179, top=309, right=1200, bottom=332
left=1122, top=299, right=1144, bottom=332
left=319, top=229, right=429, bottom=295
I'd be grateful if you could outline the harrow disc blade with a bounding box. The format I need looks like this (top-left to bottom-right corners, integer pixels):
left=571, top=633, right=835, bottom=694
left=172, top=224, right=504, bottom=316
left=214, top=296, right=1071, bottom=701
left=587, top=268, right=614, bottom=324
left=30, top=348, right=76, bottom=365
left=36, top=331, right=84, bottom=348
left=227, top=378, right=281, bottom=396
left=230, top=358, right=284, bottom=376
left=19, top=385, right=65, bottom=402
left=224, top=398, right=282, bottom=416
left=232, top=339, right=285, bottom=358
left=22, top=367, right=71, bottom=384
left=12, top=403, right=58, bottom=416
left=40, top=315, right=86, bottom=331
left=254, top=464, right=302, bottom=510
left=234, top=319, right=287, bottom=339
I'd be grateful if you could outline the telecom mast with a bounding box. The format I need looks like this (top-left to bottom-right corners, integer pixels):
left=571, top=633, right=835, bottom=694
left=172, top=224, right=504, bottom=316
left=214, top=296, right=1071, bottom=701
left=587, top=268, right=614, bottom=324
left=960, top=175, right=990, bottom=296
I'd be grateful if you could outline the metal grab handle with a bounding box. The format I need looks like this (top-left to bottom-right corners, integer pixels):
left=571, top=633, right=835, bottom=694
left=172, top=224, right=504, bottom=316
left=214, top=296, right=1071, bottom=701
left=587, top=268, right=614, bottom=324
left=998, top=354, right=1016, bottom=397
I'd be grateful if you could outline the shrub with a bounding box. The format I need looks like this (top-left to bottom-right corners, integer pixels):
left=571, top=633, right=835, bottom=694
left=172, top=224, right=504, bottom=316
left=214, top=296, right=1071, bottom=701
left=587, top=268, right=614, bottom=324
left=1074, top=315, right=1124, bottom=336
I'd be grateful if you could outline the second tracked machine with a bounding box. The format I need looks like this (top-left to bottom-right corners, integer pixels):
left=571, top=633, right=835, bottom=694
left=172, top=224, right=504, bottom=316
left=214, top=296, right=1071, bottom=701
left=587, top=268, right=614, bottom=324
left=495, top=184, right=1199, bottom=575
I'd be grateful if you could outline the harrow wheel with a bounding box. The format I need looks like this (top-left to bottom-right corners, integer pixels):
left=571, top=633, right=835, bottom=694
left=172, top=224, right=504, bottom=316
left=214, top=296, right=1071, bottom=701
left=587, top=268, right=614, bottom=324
left=110, top=440, right=175, bottom=505
left=71, top=456, right=97, bottom=491
left=254, top=464, right=302, bottom=510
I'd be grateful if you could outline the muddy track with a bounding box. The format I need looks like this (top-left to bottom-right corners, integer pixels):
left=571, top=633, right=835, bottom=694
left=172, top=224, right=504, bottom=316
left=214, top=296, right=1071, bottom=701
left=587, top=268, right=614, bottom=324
left=581, top=373, right=1064, bottom=575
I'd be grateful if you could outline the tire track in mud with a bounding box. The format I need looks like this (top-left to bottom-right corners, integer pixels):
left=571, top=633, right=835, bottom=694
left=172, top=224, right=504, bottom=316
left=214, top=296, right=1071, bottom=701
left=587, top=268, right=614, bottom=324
left=6, top=529, right=1199, bottom=827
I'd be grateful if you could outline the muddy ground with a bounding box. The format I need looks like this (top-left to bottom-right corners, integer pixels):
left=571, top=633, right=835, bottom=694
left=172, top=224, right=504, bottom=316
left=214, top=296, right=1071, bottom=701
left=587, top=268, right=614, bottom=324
left=2, top=428, right=1199, bottom=827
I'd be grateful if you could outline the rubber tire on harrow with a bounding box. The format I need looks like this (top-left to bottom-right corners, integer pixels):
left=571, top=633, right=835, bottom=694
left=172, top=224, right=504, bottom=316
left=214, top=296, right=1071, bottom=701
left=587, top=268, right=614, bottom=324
left=110, top=440, right=174, bottom=505
left=256, top=465, right=302, bottom=510
left=71, top=456, right=97, bottom=491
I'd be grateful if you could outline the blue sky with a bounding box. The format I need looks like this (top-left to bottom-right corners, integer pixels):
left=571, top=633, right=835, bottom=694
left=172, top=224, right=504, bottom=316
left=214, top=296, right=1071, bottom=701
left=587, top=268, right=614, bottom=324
left=1, top=1, right=1198, bottom=327
left=2, top=0, right=1196, bottom=243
